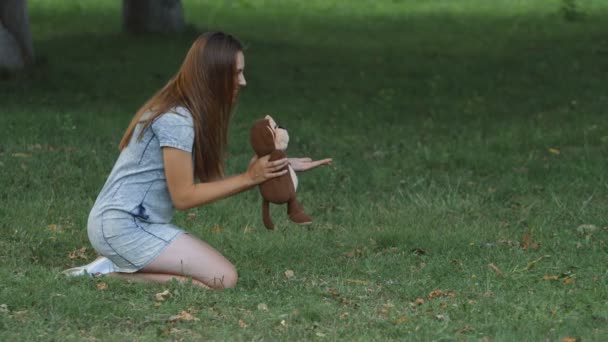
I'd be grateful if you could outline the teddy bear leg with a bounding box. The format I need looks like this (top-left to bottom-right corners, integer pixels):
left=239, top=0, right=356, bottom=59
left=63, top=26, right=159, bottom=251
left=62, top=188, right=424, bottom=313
left=288, top=197, right=312, bottom=225
left=263, top=200, right=275, bottom=230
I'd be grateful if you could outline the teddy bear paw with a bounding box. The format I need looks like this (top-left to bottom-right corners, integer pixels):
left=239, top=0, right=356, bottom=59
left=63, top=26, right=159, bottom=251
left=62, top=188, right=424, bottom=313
left=289, top=212, right=312, bottom=225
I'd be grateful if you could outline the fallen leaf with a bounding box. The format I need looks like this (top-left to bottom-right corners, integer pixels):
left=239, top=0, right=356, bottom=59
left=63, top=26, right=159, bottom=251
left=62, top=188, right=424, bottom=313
left=155, top=290, right=171, bottom=302
left=47, top=224, right=58, bottom=232
left=428, top=290, right=443, bottom=299
left=435, top=314, right=449, bottom=321
left=154, top=302, right=161, bottom=308
left=340, top=312, right=349, bottom=319
left=280, top=319, right=288, bottom=327
left=563, top=277, right=575, bottom=284
left=12, top=153, right=32, bottom=158
left=393, top=316, right=408, bottom=324
left=457, top=325, right=475, bottom=333
left=187, top=212, right=197, bottom=220
left=239, top=319, right=248, bottom=328
left=576, top=224, right=597, bottom=234
left=345, top=279, right=368, bottom=285
left=168, top=311, right=200, bottom=322
left=257, top=303, right=268, bottom=311
left=9, top=310, right=28, bottom=322
left=211, top=225, right=222, bottom=234
left=284, top=270, right=295, bottom=279
left=562, top=337, right=577, bottom=342
left=68, top=247, right=88, bottom=260
left=0, top=304, right=8, bottom=313
left=96, top=282, right=107, bottom=291
left=411, top=298, right=425, bottom=306
left=316, top=332, right=326, bottom=337
left=488, top=263, right=503, bottom=277
left=549, top=148, right=561, bottom=155
left=542, top=275, right=559, bottom=280
left=377, top=308, right=389, bottom=317
left=521, top=232, right=539, bottom=250
left=328, top=288, right=340, bottom=297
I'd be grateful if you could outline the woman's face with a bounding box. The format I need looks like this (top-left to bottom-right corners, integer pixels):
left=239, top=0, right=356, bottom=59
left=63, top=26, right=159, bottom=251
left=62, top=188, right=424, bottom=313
left=234, top=51, right=246, bottom=102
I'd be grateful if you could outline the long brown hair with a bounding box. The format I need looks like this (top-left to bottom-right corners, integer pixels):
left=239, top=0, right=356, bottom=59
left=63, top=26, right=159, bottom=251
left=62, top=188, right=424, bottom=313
left=119, top=32, right=243, bottom=181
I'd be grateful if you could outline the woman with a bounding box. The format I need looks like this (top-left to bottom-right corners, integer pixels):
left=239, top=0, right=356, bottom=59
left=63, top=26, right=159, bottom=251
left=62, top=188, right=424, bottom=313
left=64, top=32, right=332, bottom=289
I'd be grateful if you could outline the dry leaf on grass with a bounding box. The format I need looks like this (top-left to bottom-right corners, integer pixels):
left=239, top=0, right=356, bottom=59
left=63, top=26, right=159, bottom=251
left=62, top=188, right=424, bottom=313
left=12, top=153, right=32, bottom=158
left=284, top=270, right=295, bottom=279
left=562, top=337, right=577, bottom=342
left=155, top=290, right=171, bottom=302
left=457, top=325, right=475, bottom=333
left=10, top=310, right=28, bottom=321
left=548, top=148, right=561, bottom=155
left=345, top=279, right=369, bottom=285
left=257, top=303, right=268, bottom=311
left=576, top=224, right=597, bottom=234
left=211, top=225, right=222, bottom=234
left=393, top=316, right=408, bottom=324
left=488, top=263, right=503, bottom=277
left=239, top=319, right=248, bottom=328
left=542, top=275, right=559, bottom=280
left=428, top=290, right=443, bottom=299
left=410, top=298, right=425, bottom=306
left=0, top=304, right=8, bottom=313
left=168, top=311, right=200, bottom=322
left=563, top=277, right=575, bottom=284
left=521, top=232, right=540, bottom=250
left=96, top=282, right=107, bottom=291
left=68, top=247, right=88, bottom=260
left=428, top=290, right=456, bottom=300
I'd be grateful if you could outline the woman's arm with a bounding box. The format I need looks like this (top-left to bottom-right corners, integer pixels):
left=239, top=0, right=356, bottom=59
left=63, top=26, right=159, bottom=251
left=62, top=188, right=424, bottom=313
left=163, top=147, right=288, bottom=210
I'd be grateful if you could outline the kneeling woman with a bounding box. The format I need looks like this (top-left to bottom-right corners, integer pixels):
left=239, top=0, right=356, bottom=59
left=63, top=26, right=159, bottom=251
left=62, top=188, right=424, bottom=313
left=65, top=32, right=331, bottom=289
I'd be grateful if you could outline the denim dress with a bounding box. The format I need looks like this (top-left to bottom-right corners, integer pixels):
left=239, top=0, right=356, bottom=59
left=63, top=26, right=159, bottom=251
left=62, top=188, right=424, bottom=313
left=87, top=107, right=194, bottom=273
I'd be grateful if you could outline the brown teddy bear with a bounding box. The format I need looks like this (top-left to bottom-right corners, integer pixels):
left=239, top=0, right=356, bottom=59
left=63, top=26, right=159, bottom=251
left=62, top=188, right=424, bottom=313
left=250, top=115, right=312, bottom=229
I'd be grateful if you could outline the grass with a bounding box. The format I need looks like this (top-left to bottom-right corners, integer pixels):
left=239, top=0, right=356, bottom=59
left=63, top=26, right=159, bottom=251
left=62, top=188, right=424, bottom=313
left=1, top=0, right=607, bottom=340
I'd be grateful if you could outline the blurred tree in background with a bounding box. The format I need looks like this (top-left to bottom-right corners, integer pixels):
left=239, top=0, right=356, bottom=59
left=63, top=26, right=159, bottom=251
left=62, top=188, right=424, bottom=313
left=0, top=0, right=34, bottom=70
left=0, top=0, right=185, bottom=71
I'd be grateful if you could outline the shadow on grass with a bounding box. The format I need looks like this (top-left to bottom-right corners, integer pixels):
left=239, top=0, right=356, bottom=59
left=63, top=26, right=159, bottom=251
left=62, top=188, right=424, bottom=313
left=0, top=10, right=607, bottom=123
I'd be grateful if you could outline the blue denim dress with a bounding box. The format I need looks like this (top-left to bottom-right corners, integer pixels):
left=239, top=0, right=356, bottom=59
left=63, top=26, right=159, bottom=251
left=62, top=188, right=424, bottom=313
left=87, top=107, right=194, bottom=272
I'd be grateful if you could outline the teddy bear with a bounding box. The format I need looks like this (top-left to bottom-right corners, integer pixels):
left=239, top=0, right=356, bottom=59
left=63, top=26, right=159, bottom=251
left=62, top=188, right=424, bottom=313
left=250, top=115, right=312, bottom=229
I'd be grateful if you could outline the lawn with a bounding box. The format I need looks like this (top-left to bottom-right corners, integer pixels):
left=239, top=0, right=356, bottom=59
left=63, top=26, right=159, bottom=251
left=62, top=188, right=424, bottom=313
left=1, top=0, right=607, bottom=340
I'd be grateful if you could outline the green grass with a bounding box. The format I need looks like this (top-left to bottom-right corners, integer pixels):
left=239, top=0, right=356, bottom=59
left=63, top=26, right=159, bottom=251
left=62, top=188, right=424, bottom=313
left=1, top=0, right=608, bottom=340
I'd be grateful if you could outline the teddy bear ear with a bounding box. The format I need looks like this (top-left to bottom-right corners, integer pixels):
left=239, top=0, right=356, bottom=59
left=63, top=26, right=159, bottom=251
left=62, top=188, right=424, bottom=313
left=264, top=115, right=273, bottom=121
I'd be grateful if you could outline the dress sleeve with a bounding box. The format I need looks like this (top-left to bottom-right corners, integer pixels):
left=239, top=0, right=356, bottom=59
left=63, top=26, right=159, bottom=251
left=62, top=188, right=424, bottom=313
left=151, top=112, right=195, bottom=153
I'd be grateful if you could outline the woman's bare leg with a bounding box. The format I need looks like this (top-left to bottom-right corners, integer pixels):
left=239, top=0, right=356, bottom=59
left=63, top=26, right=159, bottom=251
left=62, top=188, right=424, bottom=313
left=107, top=234, right=237, bottom=289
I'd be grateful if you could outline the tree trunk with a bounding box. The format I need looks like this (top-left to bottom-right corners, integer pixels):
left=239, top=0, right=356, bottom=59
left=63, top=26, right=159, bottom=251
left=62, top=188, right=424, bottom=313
left=123, top=0, right=185, bottom=34
left=0, top=0, right=34, bottom=70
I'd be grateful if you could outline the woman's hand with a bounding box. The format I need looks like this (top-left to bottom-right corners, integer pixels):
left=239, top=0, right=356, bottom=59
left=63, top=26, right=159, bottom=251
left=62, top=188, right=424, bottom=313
left=288, top=157, right=333, bottom=172
left=246, top=155, right=289, bottom=185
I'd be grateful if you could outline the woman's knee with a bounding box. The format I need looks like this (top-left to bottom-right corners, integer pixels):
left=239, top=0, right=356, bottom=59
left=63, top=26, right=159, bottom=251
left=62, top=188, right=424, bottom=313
left=199, top=263, right=237, bottom=289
